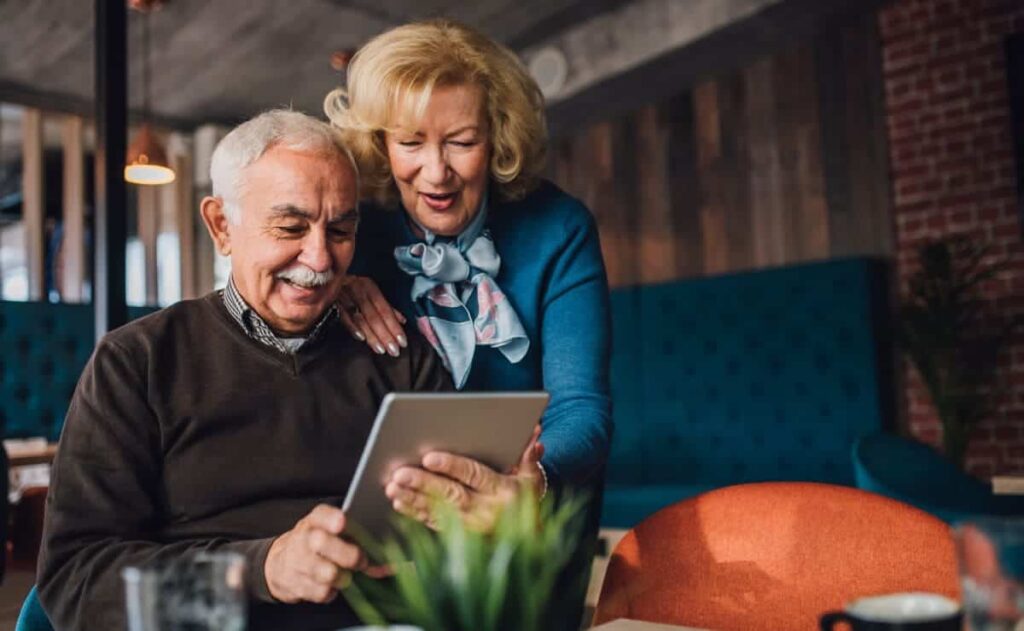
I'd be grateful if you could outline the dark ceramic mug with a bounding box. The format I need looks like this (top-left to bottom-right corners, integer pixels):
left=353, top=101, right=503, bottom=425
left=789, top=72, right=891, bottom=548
left=820, top=592, right=962, bottom=630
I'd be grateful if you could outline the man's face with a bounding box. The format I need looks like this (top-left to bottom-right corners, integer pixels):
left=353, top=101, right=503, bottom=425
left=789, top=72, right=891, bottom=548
left=202, top=145, right=358, bottom=335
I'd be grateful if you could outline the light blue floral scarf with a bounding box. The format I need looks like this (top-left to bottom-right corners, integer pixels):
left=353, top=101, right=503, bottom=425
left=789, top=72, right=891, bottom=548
left=394, top=201, right=529, bottom=388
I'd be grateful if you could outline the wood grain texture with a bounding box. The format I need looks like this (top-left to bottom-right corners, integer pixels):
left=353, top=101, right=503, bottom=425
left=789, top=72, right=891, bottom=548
left=21, top=108, right=44, bottom=300
left=173, top=149, right=197, bottom=300
left=61, top=115, right=86, bottom=302
left=717, top=71, right=753, bottom=272
left=137, top=184, right=159, bottom=306
left=776, top=46, right=830, bottom=261
left=610, top=115, right=641, bottom=286
left=550, top=17, right=892, bottom=287
left=745, top=57, right=786, bottom=267
left=634, top=104, right=677, bottom=284
left=663, top=92, right=703, bottom=278
left=694, top=80, right=730, bottom=276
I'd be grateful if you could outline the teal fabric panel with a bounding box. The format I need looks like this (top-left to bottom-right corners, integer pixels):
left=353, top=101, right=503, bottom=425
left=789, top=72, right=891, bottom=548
left=1, top=302, right=94, bottom=440
left=601, top=483, right=717, bottom=529
left=15, top=586, right=52, bottom=631
left=853, top=433, right=1024, bottom=524
left=602, top=258, right=892, bottom=526
left=0, top=302, right=158, bottom=440
left=607, top=288, right=644, bottom=485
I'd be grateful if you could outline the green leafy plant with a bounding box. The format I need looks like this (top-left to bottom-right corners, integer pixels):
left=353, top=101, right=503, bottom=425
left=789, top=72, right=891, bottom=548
left=342, top=489, right=590, bottom=631
left=899, top=234, right=1021, bottom=467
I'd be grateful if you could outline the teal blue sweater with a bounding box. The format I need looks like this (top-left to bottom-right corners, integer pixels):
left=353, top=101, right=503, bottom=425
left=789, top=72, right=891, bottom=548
left=352, top=181, right=612, bottom=487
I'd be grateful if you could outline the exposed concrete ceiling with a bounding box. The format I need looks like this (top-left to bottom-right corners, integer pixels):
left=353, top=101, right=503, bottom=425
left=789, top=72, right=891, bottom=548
left=0, top=0, right=884, bottom=134
left=0, top=0, right=629, bottom=128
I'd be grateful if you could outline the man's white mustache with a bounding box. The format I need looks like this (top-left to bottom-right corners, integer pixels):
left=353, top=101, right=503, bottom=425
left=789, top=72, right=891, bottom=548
left=276, top=265, right=334, bottom=288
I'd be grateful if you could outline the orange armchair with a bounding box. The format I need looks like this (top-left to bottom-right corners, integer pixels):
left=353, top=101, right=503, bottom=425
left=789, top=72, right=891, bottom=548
left=593, top=482, right=959, bottom=630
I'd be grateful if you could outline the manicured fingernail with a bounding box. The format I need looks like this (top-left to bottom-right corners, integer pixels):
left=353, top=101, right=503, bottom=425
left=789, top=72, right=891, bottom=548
left=353, top=331, right=366, bottom=342
left=387, top=343, right=400, bottom=357
left=374, top=344, right=385, bottom=355
left=397, top=334, right=408, bottom=348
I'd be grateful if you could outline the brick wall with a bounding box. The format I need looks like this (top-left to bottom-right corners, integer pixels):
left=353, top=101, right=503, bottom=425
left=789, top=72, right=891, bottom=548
left=880, top=0, right=1024, bottom=476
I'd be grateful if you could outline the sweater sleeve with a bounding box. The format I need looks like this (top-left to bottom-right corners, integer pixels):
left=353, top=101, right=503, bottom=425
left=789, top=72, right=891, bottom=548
left=537, top=203, right=613, bottom=489
left=37, top=338, right=276, bottom=631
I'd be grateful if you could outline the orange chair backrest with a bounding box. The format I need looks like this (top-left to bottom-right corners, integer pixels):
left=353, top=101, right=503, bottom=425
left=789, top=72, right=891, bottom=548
left=593, top=482, right=959, bottom=631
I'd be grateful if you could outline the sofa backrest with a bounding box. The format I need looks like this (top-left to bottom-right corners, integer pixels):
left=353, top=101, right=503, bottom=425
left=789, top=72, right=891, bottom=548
left=607, top=257, right=895, bottom=489
left=0, top=302, right=157, bottom=440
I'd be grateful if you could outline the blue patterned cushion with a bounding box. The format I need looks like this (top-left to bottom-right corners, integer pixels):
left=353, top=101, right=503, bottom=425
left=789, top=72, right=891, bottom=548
left=0, top=302, right=157, bottom=441
left=604, top=258, right=892, bottom=526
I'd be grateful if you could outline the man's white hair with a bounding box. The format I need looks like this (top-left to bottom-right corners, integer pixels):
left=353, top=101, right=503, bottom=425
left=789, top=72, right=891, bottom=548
left=210, top=109, right=359, bottom=223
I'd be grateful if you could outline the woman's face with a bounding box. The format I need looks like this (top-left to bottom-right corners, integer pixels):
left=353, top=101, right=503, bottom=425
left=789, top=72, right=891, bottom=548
left=385, top=83, right=491, bottom=237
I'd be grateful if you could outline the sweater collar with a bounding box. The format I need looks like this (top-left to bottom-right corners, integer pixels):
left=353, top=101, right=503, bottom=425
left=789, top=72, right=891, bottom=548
left=220, top=277, right=337, bottom=354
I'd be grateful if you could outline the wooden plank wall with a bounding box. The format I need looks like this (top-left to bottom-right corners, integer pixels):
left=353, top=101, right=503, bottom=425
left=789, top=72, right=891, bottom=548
left=551, top=18, right=891, bottom=287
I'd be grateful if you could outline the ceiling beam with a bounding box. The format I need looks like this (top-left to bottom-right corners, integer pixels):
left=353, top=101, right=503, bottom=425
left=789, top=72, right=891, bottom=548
left=323, top=0, right=404, bottom=29
left=0, top=79, right=233, bottom=132
left=525, top=0, right=785, bottom=106
left=539, top=0, right=892, bottom=137
left=506, top=0, right=631, bottom=51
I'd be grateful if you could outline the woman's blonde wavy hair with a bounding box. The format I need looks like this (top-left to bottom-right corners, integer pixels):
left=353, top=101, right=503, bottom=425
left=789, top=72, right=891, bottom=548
left=324, top=19, right=547, bottom=203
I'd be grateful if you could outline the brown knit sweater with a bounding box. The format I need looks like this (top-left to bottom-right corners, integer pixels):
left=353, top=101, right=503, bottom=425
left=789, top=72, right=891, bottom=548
left=37, top=292, right=452, bottom=631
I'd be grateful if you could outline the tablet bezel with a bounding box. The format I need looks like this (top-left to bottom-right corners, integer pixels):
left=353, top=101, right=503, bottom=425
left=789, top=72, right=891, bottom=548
left=342, top=391, right=549, bottom=539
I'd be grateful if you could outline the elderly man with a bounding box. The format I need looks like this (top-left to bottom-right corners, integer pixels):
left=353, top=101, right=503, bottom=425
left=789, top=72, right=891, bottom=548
left=37, top=110, right=451, bottom=631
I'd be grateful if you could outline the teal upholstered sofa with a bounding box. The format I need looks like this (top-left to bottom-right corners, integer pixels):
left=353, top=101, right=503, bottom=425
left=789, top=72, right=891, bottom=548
left=0, top=302, right=156, bottom=441
left=602, top=257, right=895, bottom=527
left=2, top=260, right=893, bottom=531
left=853, top=432, right=1024, bottom=523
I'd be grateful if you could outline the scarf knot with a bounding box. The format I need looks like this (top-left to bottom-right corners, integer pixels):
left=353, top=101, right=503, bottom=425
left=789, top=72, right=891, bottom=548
left=394, top=204, right=529, bottom=388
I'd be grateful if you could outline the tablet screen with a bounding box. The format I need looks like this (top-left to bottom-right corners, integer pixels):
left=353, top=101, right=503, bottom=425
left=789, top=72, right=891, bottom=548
left=342, top=391, right=549, bottom=539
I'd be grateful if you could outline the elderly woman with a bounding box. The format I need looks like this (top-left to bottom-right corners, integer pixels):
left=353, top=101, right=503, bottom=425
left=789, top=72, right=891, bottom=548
left=324, top=19, right=610, bottom=525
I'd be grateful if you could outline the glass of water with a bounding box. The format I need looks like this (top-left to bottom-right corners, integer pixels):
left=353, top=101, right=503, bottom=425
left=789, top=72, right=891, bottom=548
left=122, top=551, right=247, bottom=631
left=957, top=517, right=1024, bottom=631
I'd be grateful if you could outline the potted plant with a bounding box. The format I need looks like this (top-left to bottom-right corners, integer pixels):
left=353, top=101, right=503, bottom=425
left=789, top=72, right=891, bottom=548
left=342, top=489, right=590, bottom=631
left=899, top=233, right=1021, bottom=467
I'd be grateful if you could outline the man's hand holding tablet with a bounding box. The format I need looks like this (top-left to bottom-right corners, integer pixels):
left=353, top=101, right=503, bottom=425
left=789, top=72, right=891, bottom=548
left=341, top=392, right=549, bottom=538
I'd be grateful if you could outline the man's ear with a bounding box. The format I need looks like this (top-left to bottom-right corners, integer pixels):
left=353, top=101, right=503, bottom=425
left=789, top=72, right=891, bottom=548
left=200, top=196, right=233, bottom=256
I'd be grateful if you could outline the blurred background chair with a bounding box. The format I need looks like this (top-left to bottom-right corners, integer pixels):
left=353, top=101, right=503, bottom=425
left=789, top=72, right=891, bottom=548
left=853, top=433, right=1024, bottom=524
left=14, top=586, right=51, bottom=631
left=593, top=482, right=959, bottom=631
left=1, top=440, right=7, bottom=585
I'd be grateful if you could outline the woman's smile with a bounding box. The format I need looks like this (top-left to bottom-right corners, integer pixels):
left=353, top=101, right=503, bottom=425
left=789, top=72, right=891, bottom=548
left=419, top=190, right=459, bottom=211
left=386, top=83, right=491, bottom=237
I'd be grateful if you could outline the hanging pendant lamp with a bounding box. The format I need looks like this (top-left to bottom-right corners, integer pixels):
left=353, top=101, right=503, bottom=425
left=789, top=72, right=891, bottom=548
left=125, top=123, right=173, bottom=185
left=125, top=2, right=175, bottom=185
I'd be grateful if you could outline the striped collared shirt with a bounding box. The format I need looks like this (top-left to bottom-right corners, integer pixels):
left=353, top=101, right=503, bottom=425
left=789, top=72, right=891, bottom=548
left=220, top=277, right=337, bottom=354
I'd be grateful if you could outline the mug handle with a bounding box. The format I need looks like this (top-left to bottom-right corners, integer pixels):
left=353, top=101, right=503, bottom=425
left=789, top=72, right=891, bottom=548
left=820, top=611, right=854, bottom=630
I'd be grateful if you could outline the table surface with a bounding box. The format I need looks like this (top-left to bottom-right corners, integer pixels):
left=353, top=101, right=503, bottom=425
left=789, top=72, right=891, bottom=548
left=591, top=619, right=706, bottom=631
left=992, top=475, right=1024, bottom=495
left=4, top=441, right=58, bottom=467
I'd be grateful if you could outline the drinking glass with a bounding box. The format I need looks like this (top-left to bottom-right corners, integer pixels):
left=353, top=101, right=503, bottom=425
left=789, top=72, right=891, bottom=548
left=957, top=517, right=1024, bottom=631
left=122, top=551, right=247, bottom=631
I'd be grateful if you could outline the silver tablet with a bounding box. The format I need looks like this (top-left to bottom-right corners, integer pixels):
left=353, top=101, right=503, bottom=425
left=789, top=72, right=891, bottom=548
left=342, top=391, right=549, bottom=539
